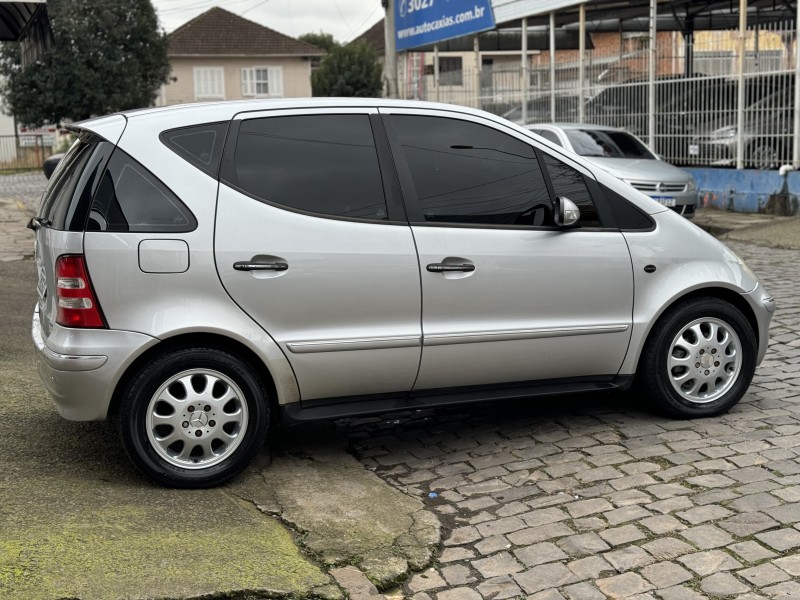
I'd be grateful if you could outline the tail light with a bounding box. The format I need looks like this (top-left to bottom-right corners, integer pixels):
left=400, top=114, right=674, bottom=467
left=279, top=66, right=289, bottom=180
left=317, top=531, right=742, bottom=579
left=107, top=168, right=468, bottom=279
left=55, top=255, right=106, bottom=328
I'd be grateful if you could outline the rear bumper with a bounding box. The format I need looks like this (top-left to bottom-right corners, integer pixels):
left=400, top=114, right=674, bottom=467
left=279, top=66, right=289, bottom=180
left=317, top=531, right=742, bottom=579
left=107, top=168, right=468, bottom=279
left=32, top=307, right=158, bottom=421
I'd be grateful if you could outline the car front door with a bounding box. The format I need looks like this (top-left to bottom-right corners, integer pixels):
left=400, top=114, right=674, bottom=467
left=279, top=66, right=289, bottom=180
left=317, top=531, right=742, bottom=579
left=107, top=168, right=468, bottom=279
left=382, top=109, right=634, bottom=391
left=214, top=108, right=421, bottom=401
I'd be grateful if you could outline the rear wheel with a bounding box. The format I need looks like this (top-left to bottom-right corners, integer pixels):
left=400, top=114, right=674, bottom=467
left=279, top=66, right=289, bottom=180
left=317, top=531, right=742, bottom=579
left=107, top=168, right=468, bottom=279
left=640, top=298, right=756, bottom=418
left=119, top=347, right=269, bottom=488
left=748, top=141, right=780, bottom=170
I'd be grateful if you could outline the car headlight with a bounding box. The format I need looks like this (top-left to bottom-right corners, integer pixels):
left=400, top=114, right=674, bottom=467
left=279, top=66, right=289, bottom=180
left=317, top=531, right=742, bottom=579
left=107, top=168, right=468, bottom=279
left=686, top=177, right=697, bottom=192
left=711, top=126, right=737, bottom=140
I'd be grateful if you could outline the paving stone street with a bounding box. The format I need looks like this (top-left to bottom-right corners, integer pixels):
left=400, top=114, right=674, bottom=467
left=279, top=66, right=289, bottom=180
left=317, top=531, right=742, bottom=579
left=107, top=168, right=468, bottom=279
left=340, top=240, right=800, bottom=599
left=1, top=172, right=798, bottom=599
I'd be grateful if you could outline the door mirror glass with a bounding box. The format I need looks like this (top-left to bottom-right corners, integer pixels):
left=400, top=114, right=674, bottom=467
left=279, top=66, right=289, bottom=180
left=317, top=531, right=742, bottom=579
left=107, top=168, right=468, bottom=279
left=555, top=196, right=581, bottom=227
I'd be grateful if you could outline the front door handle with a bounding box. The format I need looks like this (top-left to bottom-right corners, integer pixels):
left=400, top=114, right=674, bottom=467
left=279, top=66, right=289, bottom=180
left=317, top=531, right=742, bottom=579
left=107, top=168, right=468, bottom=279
left=426, top=263, right=475, bottom=273
left=233, top=261, right=289, bottom=272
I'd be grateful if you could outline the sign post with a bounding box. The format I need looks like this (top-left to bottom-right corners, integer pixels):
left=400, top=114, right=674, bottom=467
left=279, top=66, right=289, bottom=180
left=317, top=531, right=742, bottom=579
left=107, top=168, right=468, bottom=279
left=395, top=0, right=495, bottom=52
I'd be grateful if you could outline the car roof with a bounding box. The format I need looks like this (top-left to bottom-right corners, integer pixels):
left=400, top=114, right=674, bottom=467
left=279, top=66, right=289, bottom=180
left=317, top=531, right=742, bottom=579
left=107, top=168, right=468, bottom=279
left=78, top=98, right=504, bottom=125
left=527, top=123, right=628, bottom=132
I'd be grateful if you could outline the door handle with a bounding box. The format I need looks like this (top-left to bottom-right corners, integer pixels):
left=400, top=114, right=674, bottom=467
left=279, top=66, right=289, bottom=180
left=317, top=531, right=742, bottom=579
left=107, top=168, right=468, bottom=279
left=233, top=261, right=289, bottom=272
left=426, top=263, right=475, bottom=273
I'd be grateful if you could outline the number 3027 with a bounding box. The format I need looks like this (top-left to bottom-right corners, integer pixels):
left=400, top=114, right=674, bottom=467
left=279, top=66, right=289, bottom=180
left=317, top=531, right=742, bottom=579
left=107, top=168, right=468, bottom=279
left=405, top=0, right=434, bottom=14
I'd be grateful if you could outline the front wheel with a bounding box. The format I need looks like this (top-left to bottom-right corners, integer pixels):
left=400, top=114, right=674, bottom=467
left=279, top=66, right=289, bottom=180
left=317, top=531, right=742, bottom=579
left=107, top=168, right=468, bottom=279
left=747, top=141, right=780, bottom=170
left=640, top=298, right=757, bottom=418
left=119, top=347, right=269, bottom=488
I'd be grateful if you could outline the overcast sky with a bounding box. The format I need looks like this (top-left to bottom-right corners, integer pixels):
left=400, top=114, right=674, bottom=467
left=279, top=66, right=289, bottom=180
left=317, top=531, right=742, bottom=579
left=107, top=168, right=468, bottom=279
left=152, top=0, right=384, bottom=43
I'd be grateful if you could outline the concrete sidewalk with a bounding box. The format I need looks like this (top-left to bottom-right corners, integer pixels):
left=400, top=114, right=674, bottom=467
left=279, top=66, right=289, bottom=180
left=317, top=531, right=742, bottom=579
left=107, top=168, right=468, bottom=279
left=693, top=206, right=800, bottom=250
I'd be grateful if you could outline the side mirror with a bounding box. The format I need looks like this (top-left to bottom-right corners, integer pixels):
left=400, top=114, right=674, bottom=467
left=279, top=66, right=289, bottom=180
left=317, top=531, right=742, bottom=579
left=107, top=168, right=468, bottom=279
left=554, top=196, right=581, bottom=228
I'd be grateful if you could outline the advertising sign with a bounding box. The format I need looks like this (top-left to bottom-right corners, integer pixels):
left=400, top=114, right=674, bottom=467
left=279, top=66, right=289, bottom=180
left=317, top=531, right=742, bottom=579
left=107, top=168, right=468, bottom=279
left=17, top=124, right=57, bottom=147
left=395, top=0, right=496, bottom=52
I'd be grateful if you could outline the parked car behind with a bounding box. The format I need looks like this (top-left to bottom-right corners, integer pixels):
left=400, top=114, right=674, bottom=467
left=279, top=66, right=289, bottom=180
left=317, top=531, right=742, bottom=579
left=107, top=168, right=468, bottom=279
left=31, top=99, right=773, bottom=488
left=526, top=123, right=698, bottom=219
left=501, top=95, right=580, bottom=125
left=689, top=87, right=794, bottom=169
left=42, top=153, right=64, bottom=179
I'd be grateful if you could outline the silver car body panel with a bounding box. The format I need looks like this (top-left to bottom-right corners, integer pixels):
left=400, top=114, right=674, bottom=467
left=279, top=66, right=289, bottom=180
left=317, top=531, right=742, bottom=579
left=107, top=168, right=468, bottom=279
left=410, top=225, right=634, bottom=389
left=74, top=113, right=128, bottom=145
left=379, top=106, right=635, bottom=389
left=80, top=107, right=301, bottom=408
left=619, top=208, right=765, bottom=375
left=214, top=107, right=422, bottom=400
left=33, top=306, right=159, bottom=420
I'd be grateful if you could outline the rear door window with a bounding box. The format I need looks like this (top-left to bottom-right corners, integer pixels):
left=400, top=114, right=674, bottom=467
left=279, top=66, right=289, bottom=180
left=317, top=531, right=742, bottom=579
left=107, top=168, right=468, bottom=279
left=230, top=114, right=389, bottom=221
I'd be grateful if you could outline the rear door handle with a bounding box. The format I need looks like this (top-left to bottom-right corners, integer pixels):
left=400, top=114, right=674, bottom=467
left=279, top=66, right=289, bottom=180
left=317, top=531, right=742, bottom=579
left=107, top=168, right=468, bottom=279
left=233, top=261, right=288, bottom=272
left=426, top=263, right=475, bottom=273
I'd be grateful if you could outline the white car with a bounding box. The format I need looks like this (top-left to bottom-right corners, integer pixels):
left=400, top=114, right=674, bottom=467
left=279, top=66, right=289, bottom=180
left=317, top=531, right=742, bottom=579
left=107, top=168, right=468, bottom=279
left=526, top=123, right=698, bottom=219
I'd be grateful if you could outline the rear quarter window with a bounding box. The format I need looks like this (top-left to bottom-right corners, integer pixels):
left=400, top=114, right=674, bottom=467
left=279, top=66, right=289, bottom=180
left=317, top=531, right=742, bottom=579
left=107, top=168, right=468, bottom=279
left=87, top=149, right=197, bottom=233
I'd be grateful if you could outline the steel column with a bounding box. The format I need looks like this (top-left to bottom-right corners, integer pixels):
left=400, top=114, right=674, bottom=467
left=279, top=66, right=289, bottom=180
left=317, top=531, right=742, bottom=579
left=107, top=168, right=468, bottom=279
left=521, top=17, right=528, bottom=124
left=648, top=0, right=657, bottom=151
left=736, top=0, right=747, bottom=169
left=550, top=11, right=556, bottom=122
left=578, top=3, right=586, bottom=123
left=794, top=0, right=800, bottom=168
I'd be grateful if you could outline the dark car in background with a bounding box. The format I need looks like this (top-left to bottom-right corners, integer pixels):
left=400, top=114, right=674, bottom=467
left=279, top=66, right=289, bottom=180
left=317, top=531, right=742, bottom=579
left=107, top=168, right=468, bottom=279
left=501, top=95, right=580, bottom=124
left=42, top=153, right=64, bottom=179
left=689, top=87, right=794, bottom=169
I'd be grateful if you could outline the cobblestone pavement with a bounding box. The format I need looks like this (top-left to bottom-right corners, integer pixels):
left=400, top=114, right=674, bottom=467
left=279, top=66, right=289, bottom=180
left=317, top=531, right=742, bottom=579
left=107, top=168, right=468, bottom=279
left=340, top=241, right=800, bottom=599
left=0, top=172, right=46, bottom=262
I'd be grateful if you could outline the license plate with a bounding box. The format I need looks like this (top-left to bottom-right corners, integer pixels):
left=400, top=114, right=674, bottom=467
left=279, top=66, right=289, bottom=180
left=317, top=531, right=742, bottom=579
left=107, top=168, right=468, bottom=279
left=689, top=144, right=700, bottom=156
left=652, top=196, right=676, bottom=207
left=37, top=264, right=47, bottom=304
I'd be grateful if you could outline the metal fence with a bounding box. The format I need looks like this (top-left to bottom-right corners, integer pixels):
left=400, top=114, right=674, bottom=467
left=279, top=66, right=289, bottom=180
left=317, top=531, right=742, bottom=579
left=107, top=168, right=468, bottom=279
left=0, top=134, right=52, bottom=171
left=398, top=16, right=799, bottom=169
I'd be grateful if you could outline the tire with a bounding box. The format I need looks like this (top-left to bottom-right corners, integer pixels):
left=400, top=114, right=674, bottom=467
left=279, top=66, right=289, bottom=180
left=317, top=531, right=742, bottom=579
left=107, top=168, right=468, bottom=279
left=118, top=347, right=269, bottom=488
left=747, top=141, right=780, bottom=170
left=639, top=297, right=756, bottom=418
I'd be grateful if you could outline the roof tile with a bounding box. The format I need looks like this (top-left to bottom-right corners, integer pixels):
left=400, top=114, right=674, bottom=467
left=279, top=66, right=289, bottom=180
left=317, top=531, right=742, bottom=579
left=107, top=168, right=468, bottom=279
left=169, top=7, right=323, bottom=56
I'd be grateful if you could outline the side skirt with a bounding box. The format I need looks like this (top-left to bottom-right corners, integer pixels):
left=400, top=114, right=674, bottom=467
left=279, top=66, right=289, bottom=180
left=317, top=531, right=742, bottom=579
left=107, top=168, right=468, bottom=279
left=280, top=375, right=635, bottom=424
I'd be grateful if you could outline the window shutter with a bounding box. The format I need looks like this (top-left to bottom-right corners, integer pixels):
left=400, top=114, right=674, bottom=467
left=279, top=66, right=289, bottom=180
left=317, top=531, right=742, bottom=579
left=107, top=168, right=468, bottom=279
left=242, top=68, right=252, bottom=96
left=269, top=67, right=283, bottom=97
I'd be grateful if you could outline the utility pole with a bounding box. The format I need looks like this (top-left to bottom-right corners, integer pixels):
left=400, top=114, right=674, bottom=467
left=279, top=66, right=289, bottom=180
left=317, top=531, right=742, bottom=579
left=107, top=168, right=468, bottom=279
left=383, top=0, right=398, bottom=98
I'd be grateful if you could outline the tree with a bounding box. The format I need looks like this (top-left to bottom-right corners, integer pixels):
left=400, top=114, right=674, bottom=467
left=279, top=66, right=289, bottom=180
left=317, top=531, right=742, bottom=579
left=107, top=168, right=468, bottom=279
left=311, top=40, right=382, bottom=98
left=299, top=32, right=338, bottom=53
left=0, top=0, right=170, bottom=126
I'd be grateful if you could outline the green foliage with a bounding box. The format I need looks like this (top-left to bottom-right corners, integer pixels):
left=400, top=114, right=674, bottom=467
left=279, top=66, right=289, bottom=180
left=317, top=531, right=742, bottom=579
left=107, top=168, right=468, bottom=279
left=298, top=32, right=339, bottom=53
left=311, top=40, right=382, bottom=98
left=0, top=0, right=170, bottom=126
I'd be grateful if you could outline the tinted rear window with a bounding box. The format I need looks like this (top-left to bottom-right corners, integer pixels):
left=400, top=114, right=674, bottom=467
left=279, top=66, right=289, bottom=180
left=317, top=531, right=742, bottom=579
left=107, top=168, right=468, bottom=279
left=38, top=134, right=114, bottom=231
left=566, top=129, right=654, bottom=159
left=232, top=114, right=388, bottom=221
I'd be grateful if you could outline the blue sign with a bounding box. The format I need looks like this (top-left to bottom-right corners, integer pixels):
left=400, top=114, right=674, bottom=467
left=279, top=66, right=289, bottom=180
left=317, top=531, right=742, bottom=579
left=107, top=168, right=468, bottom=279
left=395, top=0, right=496, bottom=51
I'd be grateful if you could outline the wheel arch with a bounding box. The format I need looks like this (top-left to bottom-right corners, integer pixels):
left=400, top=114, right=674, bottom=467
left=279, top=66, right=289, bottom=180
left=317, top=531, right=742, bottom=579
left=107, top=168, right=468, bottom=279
left=107, top=332, right=283, bottom=422
left=626, top=285, right=760, bottom=377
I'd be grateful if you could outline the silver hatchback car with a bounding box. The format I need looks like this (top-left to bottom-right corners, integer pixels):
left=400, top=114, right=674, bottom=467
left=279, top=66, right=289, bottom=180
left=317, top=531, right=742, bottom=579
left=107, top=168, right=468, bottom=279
left=31, top=99, right=774, bottom=488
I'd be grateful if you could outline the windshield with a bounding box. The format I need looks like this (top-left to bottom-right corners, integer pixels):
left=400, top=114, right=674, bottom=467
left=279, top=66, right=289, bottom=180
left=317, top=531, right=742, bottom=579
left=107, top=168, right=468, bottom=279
left=566, top=129, right=655, bottom=159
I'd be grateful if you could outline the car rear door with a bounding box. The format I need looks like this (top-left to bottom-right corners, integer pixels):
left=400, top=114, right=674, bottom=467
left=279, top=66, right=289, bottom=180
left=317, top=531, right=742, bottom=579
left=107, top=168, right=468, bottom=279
left=381, top=108, right=634, bottom=391
left=214, top=108, right=422, bottom=401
